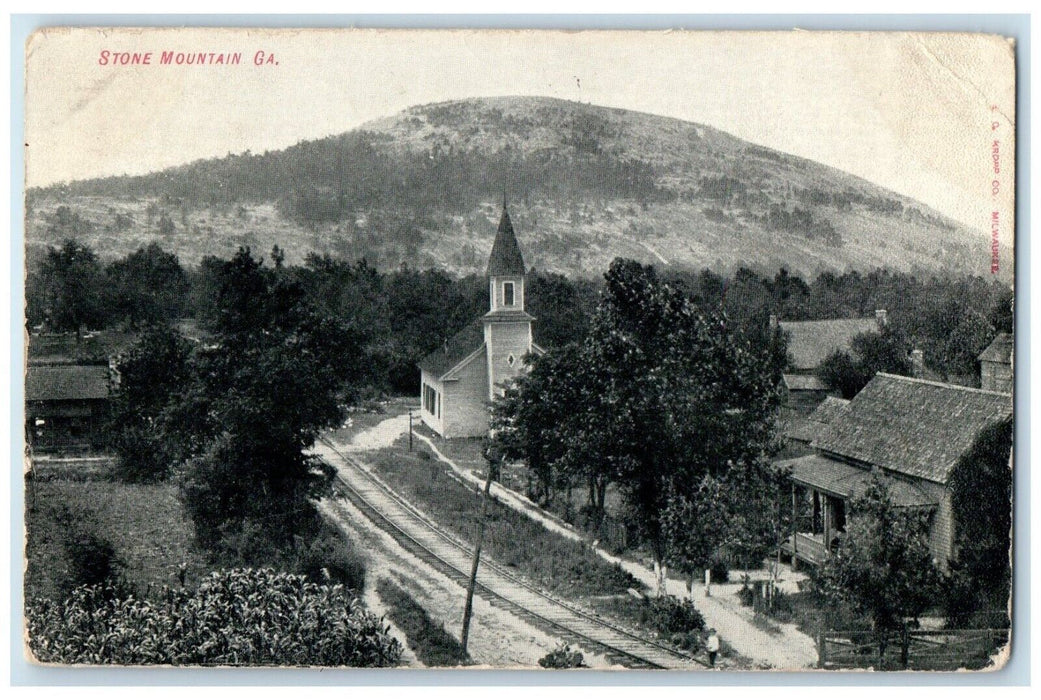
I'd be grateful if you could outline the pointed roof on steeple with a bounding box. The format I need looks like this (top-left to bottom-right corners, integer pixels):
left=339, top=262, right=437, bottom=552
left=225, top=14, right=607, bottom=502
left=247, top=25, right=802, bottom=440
left=487, top=203, right=526, bottom=277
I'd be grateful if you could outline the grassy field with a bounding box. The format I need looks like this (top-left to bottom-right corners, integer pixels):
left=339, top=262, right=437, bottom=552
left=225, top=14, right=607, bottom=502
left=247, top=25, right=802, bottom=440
left=368, top=437, right=639, bottom=599
left=376, top=577, right=471, bottom=667
left=24, top=478, right=209, bottom=601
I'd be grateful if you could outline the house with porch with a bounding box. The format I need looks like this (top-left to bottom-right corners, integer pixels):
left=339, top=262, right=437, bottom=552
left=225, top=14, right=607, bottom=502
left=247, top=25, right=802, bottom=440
left=417, top=202, right=544, bottom=438
left=776, top=372, right=1012, bottom=570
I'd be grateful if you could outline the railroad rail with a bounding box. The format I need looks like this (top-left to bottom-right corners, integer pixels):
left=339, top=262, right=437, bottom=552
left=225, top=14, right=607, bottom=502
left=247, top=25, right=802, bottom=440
left=314, top=436, right=706, bottom=670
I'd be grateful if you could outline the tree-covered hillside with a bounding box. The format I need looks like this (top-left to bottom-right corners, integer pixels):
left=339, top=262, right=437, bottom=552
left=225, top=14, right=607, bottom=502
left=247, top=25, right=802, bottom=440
left=27, top=96, right=1008, bottom=280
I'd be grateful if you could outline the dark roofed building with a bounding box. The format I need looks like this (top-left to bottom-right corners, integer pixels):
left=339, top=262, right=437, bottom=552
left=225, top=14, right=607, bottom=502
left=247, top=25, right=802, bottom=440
left=25, top=364, right=113, bottom=452
left=776, top=311, right=887, bottom=417
left=780, top=313, right=885, bottom=372
left=777, top=373, right=1011, bottom=569
left=979, top=332, right=1013, bottom=394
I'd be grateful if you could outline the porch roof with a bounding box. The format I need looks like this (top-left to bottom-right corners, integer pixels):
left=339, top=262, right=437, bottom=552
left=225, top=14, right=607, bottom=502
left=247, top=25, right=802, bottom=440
left=776, top=454, right=938, bottom=508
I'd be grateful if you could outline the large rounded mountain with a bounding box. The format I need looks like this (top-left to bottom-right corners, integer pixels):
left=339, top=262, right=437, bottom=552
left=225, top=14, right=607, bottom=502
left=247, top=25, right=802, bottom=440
left=27, top=96, right=1004, bottom=280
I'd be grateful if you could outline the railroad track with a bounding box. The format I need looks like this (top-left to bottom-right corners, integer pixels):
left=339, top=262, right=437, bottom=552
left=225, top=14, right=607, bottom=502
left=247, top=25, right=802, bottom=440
left=314, top=436, right=706, bottom=670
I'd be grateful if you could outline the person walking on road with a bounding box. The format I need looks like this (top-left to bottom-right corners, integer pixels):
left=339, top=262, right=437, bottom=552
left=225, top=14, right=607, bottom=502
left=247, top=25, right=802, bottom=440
left=705, top=628, right=720, bottom=668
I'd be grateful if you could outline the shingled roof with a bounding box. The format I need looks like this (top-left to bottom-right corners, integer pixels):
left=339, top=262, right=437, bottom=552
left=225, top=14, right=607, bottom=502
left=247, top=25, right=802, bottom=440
left=26, top=365, right=111, bottom=402
left=784, top=396, right=850, bottom=444
left=486, top=205, right=526, bottom=277
left=812, top=373, right=1012, bottom=484
left=979, top=332, right=1013, bottom=364
left=780, top=317, right=880, bottom=371
left=418, top=321, right=485, bottom=378
left=778, top=453, right=938, bottom=508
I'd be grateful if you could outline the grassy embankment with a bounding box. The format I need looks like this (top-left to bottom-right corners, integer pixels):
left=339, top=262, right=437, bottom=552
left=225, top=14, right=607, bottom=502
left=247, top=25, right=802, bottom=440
left=376, top=577, right=471, bottom=667
left=366, top=436, right=638, bottom=600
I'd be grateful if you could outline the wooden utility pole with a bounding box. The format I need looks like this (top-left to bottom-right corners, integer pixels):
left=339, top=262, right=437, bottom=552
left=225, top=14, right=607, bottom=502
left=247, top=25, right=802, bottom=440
left=460, top=448, right=499, bottom=655
left=408, top=410, right=413, bottom=452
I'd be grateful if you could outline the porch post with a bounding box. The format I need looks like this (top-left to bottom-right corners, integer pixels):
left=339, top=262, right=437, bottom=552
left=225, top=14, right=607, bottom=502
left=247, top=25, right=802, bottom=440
left=791, top=482, right=798, bottom=571
left=823, top=495, right=832, bottom=559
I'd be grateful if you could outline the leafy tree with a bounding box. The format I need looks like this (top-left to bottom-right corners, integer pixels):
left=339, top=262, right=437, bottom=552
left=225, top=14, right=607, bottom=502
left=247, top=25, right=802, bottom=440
left=947, top=417, right=1013, bottom=614
left=105, top=244, right=189, bottom=328
left=109, top=325, right=193, bottom=482
left=661, top=476, right=730, bottom=589
left=987, top=288, right=1014, bottom=334
left=491, top=344, right=586, bottom=508
left=176, top=248, right=363, bottom=551
left=495, top=259, right=782, bottom=591
left=943, top=312, right=995, bottom=378
left=818, top=350, right=865, bottom=400
left=526, top=271, right=599, bottom=349
left=817, top=474, right=942, bottom=645
left=35, top=239, right=106, bottom=337
left=27, top=569, right=403, bottom=666
left=818, top=328, right=912, bottom=398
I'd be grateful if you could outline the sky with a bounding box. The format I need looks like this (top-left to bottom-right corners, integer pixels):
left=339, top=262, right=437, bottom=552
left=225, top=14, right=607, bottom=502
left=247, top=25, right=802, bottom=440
left=24, top=28, right=1016, bottom=238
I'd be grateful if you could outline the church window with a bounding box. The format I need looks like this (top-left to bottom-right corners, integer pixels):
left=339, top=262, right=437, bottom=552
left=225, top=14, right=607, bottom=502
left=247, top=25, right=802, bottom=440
left=503, top=281, right=515, bottom=307
left=423, top=384, right=439, bottom=416
left=507, top=354, right=516, bottom=367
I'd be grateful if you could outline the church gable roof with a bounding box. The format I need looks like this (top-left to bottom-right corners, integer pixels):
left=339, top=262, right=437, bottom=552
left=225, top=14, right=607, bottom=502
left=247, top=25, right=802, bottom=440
left=812, top=373, right=1012, bottom=484
left=418, top=321, right=485, bottom=378
left=486, top=206, right=526, bottom=277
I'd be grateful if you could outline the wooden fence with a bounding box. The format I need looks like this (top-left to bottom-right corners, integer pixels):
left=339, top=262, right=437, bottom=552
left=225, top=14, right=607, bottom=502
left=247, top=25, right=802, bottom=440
left=818, top=626, right=1008, bottom=671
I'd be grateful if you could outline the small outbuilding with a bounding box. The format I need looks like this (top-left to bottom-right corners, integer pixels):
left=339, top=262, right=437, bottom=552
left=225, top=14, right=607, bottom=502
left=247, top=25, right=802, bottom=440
left=25, top=363, right=113, bottom=452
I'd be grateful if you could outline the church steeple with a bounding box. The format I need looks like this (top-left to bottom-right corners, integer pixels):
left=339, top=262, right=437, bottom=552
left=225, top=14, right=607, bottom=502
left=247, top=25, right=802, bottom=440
left=487, top=203, right=526, bottom=278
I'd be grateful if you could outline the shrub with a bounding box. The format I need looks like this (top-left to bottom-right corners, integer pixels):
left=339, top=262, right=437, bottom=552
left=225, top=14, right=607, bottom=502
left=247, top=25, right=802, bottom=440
left=709, top=559, right=729, bottom=584
left=26, top=568, right=403, bottom=666
left=737, top=577, right=755, bottom=608
left=538, top=643, right=586, bottom=669
left=62, top=529, right=124, bottom=594
left=110, top=424, right=175, bottom=483
left=294, top=526, right=367, bottom=592
left=648, top=595, right=706, bottom=637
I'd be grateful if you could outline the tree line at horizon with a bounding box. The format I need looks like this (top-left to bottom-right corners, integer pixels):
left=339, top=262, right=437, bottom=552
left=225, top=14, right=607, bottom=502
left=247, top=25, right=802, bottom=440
left=26, top=237, right=1012, bottom=396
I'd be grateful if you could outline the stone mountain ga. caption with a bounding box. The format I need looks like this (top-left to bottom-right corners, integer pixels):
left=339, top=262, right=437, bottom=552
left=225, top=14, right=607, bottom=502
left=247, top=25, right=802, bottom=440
left=97, top=50, right=279, bottom=66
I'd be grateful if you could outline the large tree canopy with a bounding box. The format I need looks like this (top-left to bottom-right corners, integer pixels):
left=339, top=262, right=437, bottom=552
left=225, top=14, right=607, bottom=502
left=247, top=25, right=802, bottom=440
left=160, top=248, right=365, bottom=550
left=493, top=258, right=784, bottom=587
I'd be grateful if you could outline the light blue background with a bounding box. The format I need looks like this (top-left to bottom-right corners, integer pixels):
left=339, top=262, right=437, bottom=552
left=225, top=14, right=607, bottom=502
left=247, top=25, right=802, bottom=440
left=9, top=12, right=1031, bottom=687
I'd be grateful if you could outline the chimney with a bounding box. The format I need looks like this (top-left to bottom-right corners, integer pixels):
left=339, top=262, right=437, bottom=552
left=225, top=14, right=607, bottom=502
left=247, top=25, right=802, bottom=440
left=875, top=309, right=888, bottom=329
left=910, top=348, right=924, bottom=378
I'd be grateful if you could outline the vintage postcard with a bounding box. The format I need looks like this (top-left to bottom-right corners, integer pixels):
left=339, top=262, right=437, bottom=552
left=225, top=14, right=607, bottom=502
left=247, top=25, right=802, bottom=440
left=22, top=27, right=1015, bottom=672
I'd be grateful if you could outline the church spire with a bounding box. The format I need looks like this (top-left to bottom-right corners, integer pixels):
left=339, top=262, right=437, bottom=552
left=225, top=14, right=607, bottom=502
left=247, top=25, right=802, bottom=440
left=486, top=201, right=526, bottom=277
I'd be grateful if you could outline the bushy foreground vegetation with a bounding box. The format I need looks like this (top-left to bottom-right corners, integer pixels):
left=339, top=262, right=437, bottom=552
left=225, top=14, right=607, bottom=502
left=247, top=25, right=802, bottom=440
left=27, top=569, right=403, bottom=666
